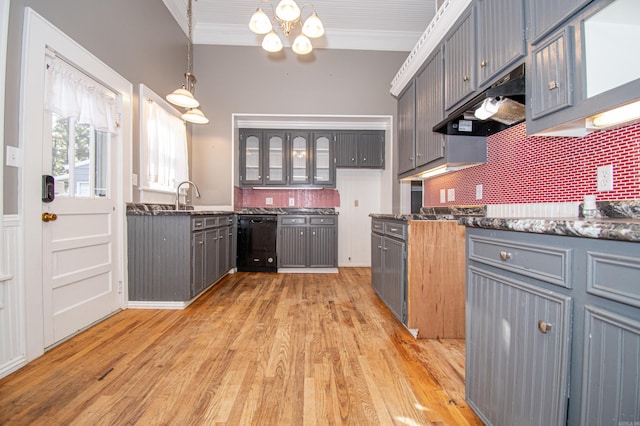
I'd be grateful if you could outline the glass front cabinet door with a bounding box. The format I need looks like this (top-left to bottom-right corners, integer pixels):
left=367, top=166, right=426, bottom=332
left=312, top=132, right=335, bottom=186
left=264, top=131, right=287, bottom=185
left=240, top=130, right=263, bottom=186
left=289, top=132, right=311, bottom=185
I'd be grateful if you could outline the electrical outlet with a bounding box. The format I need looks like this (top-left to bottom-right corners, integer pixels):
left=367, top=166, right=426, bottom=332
left=265, top=197, right=273, bottom=205
left=476, top=184, right=483, bottom=200
left=288, top=197, right=295, bottom=206
left=440, top=189, right=446, bottom=203
left=5, top=146, right=19, bottom=167
left=447, top=188, right=455, bottom=202
left=597, top=165, right=614, bottom=192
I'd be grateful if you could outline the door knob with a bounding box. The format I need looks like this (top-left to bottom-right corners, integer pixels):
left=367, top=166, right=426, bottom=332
left=42, top=212, right=57, bottom=222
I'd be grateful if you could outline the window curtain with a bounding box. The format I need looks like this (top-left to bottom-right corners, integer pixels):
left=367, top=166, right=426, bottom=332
left=143, top=98, right=188, bottom=190
left=44, top=56, right=118, bottom=134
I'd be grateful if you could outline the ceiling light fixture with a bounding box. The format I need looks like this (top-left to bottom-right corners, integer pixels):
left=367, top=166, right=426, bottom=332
left=249, top=0, right=325, bottom=55
left=166, top=0, right=209, bottom=124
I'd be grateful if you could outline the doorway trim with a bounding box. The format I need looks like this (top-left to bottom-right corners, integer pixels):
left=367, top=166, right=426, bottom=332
left=20, top=8, right=132, bottom=362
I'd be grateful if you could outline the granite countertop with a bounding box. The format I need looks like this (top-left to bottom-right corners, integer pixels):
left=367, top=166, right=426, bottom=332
left=126, top=203, right=337, bottom=216
left=459, top=200, right=640, bottom=242
left=370, top=205, right=486, bottom=221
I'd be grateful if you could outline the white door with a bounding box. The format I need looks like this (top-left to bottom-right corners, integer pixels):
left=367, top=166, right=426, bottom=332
left=42, top=112, right=120, bottom=346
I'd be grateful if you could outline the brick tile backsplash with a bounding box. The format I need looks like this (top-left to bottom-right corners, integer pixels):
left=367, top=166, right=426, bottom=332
left=423, top=122, right=640, bottom=206
left=235, top=187, right=340, bottom=209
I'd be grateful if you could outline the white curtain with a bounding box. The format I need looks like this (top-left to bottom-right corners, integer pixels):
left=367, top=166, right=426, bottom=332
left=143, top=98, right=188, bottom=190
left=44, top=56, right=118, bottom=134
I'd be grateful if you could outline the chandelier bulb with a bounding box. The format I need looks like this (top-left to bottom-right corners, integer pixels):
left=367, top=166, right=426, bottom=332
left=292, top=34, right=313, bottom=55
left=249, top=8, right=272, bottom=34
left=302, top=12, right=324, bottom=38
left=275, top=0, right=301, bottom=22
left=262, top=31, right=284, bottom=53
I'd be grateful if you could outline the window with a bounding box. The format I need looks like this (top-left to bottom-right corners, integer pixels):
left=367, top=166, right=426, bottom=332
left=139, top=84, right=188, bottom=196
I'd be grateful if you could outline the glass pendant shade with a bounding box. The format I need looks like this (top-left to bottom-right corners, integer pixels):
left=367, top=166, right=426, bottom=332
left=302, top=12, right=324, bottom=38
left=262, top=31, right=283, bottom=52
left=166, top=87, right=200, bottom=109
left=275, top=0, right=301, bottom=22
left=292, top=34, right=312, bottom=55
left=249, top=8, right=272, bottom=34
left=182, top=108, right=210, bottom=124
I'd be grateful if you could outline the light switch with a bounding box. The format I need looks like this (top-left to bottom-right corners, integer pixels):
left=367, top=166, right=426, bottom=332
left=6, top=146, right=19, bottom=167
left=132, top=173, right=138, bottom=186
left=354, top=199, right=359, bottom=207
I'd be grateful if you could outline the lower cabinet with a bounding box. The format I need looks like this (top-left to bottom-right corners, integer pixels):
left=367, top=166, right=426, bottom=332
left=465, top=227, right=640, bottom=426
left=371, top=220, right=407, bottom=324
left=127, top=214, right=235, bottom=302
left=277, top=215, right=338, bottom=268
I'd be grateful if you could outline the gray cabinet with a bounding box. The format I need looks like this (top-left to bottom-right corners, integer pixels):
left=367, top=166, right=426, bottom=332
left=335, top=131, right=385, bottom=169
left=466, top=227, right=640, bottom=425
left=370, top=219, right=407, bottom=324
left=397, top=81, right=416, bottom=174
left=444, top=7, right=476, bottom=111
left=312, top=132, right=335, bottom=186
left=415, top=48, right=444, bottom=168
left=278, top=215, right=337, bottom=268
left=264, top=130, right=287, bottom=185
left=476, top=0, right=526, bottom=87
left=528, top=0, right=592, bottom=44
left=127, top=214, right=235, bottom=302
left=530, top=27, right=574, bottom=120
left=239, top=130, right=263, bottom=186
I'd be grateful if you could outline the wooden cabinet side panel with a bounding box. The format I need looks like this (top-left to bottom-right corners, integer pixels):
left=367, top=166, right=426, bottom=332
left=407, top=221, right=466, bottom=338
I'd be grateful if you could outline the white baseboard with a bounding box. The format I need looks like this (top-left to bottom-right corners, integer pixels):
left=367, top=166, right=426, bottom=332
left=278, top=268, right=339, bottom=274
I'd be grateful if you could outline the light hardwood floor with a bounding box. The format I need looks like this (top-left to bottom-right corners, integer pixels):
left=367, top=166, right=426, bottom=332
left=0, top=268, right=481, bottom=425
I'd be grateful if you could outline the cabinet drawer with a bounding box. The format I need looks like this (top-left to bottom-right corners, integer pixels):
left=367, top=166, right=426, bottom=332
left=204, top=217, right=219, bottom=228
left=587, top=251, right=640, bottom=308
left=281, top=216, right=307, bottom=225
left=310, top=216, right=335, bottom=225
left=192, top=218, right=205, bottom=230
left=372, top=219, right=384, bottom=233
left=384, top=222, right=407, bottom=240
left=468, top=235, right=572, bottom=288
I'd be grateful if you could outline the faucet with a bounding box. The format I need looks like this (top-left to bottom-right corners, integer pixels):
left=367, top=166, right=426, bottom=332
left=175, top=180, right=201, bottom=210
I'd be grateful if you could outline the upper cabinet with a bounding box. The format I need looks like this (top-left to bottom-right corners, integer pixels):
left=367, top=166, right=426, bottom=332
left=415, top=49, right=444, bottom=168
left=444, top=7, right=476, bottom=111
left=397, top=81, right=416, bottom=175
left=528, top=0, right=593, bottom=44
left=476, top=0, right=526, bottom=87
left=335, top=130, right=385, bottom=169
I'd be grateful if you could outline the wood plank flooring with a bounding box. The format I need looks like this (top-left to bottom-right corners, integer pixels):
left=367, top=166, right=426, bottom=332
left=0, top=268, right=482, bottom=425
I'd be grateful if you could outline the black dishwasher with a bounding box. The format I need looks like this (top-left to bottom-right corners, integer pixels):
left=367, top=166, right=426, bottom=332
left=236, top=215, right=277, bottom=272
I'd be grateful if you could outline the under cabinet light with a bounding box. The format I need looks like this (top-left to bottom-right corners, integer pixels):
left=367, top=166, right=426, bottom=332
left=589, top=100, right=640, bottom=128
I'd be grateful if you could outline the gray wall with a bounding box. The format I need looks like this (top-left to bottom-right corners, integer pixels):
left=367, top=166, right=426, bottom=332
left=2, top=1, right=407, bottom=213
left=190, top=45, right=406, bottom=207
left=3, top=0, right=187, bottom=213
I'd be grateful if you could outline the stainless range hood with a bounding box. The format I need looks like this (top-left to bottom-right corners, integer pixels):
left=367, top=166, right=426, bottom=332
left=434, top=64, right=526, bottom=136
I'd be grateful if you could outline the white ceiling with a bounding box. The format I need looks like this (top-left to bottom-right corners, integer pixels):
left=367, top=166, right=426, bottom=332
left=162, top=0, right=438, bottom=52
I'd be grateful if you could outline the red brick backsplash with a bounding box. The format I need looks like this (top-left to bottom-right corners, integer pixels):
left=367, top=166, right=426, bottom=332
left=235, top=187, right=341, bottom=209
left=423, top=122, right=640, bottom=206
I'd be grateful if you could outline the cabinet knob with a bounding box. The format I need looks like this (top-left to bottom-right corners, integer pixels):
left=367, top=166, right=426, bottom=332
left=362, top=158, right=367, bottom=162
left=480, top=60, right=487, bottom=68
left=548, top=80, right=558, bottom=91
left=538, top=321, right=552, bottom=334
left=300, top=231, right=304, bottom=235
left=382, top=247, right=388, bottom=251
left=377, top=245, right=382, bottom=249
left=499, top=251, right=512, bottom=261
left=351, top=157, right=356, bottom=162
left=312, top=231, right=316, bottom=236
left=463, top=75, right=469, bottom=82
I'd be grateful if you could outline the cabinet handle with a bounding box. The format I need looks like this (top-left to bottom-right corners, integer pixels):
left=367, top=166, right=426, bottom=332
left=389, top=227, right=398, bottom=232
left=538, top=321, right=552, bottom=334
left=351, top=157, right=356, bottom=162
left=548, top=80, right=558, bottom=91
left=499, top=251, right=512, bottom=261
left=480, top=60, right=487, bottom=68
left=416, top=153, right=422, bottom=157
left=463, top=75, right=469, bottom=82
left=409, top=156, right=414, bottom=160
left=377, top=245, right=382, bottom=249
left=198, top=241, right=204, bottom=245
left=382, top=247, right=388, bottom=251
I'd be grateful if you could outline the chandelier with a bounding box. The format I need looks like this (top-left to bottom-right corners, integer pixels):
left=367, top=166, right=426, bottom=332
left=166, top=0, right=209, bottom=124
left=249, top=0, right=325, bottom=55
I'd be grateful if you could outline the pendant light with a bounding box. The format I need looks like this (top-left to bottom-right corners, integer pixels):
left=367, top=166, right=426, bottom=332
left=166, top=0, right=209, bottom=124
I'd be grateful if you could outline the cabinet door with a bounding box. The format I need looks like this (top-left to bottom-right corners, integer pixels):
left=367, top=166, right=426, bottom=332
left=288, top=132, right=311, bottom=185
left=466, top=267, right=571, bottom=426
left=264, top=131, right=287, bottom=185
left=581, top=306, right=640, bottom=425
left=204, top=229, right=218, bottom=289
left=239, top=131, right=263, bottom=186
left=476, top=0, right=526, bottom=86
left=397, top=81, right=416, bottom=174
left=415, top=50, right=444, bottom=167
left=216, top=228, right=229, bottom=280
left=335, top=131, right=358, bottom=168
left=530, top=27, right=574, bottom=120
left=444, top=8, right=476, bottom=111
left=529, top=0, right=592, bottom=43
left=309, top=226, right=336, bottom=267
left=192, top=231, right=206, bottom=297
left=278, top=226, right=307, bottom=267
left=382, top=237, right=406, bottom=323
left=312, top=132, right=335, bottom=186
left=358, top=131, right=384, bottom=169
left=371, top=233, right=383, bottom=297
